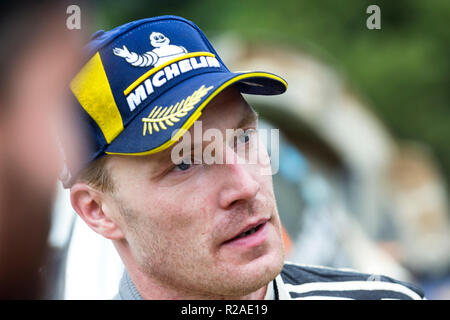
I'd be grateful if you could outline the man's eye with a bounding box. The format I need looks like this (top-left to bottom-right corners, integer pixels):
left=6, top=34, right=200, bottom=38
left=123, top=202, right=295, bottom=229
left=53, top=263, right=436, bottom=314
left=237, top=130, right=254, bottom=144
left=174, top=161, right=191, bottom=171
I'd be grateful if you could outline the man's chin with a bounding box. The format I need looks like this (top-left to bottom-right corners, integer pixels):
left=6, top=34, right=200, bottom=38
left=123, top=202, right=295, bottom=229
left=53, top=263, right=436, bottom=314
left=243, top=245, right=284, bottom=277
left=221, top=250, right=284, bottom=297
left=217, top=241, right=285, bottom=295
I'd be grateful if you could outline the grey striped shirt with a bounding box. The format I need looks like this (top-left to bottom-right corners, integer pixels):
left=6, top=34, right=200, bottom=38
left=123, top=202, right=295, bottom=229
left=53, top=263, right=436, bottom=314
left=115, top=261, right=424, bottom=300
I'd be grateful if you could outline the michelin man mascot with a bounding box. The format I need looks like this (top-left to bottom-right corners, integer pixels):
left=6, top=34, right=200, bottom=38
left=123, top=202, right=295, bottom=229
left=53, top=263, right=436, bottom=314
left=113, top=32, right=187, bottom=67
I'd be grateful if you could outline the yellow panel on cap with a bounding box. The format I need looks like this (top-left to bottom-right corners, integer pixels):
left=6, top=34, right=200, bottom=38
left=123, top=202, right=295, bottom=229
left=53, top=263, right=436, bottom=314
left=70, top=52, right=124, bottom=144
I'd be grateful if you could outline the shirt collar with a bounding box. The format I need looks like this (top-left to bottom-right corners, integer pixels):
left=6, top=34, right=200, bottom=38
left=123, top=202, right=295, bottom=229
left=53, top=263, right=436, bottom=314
left=274, top=273, right=292, bottom=300
left=118, top=270, right=290, bottom=300
left=117, top=270, right=143, bottom=300
left=264, top=279, right=274, bottom=300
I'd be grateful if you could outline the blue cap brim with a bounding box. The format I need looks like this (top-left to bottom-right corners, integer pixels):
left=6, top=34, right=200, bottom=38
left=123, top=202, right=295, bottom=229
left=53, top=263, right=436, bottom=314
left=104, top=70, right=287, bottom=155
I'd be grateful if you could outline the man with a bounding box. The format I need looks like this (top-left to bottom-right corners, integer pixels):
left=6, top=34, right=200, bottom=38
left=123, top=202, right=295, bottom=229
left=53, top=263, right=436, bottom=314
left=67, top=15, right=424, bottom=300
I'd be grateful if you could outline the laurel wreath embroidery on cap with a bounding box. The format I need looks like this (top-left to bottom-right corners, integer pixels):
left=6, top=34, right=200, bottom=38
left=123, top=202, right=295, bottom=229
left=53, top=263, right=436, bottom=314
left=142, top=85, right=214, bottom=136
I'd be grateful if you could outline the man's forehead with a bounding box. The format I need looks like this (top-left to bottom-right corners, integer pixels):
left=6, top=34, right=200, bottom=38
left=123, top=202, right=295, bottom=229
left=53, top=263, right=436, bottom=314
left=198, top=86, right=255, bottom=124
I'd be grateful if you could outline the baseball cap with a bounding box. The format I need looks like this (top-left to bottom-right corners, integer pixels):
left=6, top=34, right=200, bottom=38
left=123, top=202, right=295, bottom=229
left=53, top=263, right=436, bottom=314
left=65, top=15, right=287, bottom=185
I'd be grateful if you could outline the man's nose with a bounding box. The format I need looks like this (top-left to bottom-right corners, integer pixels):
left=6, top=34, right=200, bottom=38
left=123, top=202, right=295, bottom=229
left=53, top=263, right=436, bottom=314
left=218, top=146, right=260, bottom=209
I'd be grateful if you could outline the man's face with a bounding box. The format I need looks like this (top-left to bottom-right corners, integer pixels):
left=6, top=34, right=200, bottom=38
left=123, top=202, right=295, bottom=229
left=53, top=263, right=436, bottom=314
left=107, top=87, right=284, bottom=298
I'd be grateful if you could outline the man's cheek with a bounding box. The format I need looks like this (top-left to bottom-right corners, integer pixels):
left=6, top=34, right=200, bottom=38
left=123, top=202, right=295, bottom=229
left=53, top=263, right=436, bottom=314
left=260, top=173, right=276, bottom=197
left=153, top=203, right=199, bottom=234
left=152, top=180, right=216, bottom=238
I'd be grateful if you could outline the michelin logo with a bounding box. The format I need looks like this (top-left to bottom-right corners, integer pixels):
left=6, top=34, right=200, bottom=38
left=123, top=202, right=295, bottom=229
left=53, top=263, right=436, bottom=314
left=114, top=32, right=221, bottom=111
left=113, top=32, right=188, bottom=68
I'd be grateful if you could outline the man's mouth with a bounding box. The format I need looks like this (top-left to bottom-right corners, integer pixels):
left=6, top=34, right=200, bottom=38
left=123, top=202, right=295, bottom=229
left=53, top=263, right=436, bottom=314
left=222, top=218, right=269, bottom=247
left=233, top=223, right=264, bottom=239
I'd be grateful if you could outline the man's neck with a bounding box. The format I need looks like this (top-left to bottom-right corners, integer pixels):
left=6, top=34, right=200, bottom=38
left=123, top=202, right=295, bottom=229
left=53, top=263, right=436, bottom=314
left=124, top=267, right=269, bottom=300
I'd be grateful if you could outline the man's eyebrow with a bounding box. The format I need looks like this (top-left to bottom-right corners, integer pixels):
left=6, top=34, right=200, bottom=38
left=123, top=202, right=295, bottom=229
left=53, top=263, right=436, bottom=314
left=236, top=109, right=259, bottom=129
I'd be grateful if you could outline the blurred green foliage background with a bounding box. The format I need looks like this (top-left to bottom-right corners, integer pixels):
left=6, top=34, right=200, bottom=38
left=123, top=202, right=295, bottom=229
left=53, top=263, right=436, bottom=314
left=91, top=0, right=450, bottom=189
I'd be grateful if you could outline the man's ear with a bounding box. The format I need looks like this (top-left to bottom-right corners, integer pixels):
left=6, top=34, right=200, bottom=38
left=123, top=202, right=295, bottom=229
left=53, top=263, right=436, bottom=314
left=70, top=183, right=125, bottom=240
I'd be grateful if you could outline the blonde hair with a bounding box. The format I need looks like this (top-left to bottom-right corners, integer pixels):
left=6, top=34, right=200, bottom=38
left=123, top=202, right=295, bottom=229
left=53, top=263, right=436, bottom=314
left=74, top=156, right=115, bottom=193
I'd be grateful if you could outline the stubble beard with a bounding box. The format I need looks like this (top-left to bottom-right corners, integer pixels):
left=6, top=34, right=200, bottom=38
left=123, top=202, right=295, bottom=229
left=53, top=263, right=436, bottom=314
left=115, top=194, right=285, bottom=299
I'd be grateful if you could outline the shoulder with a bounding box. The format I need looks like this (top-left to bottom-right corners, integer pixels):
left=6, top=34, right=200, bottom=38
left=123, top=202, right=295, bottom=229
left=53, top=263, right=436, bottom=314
left=279, top=261, right=425, bottom=300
